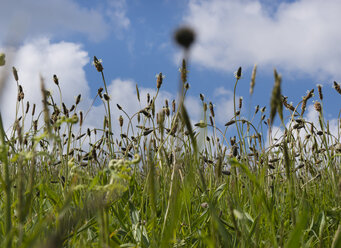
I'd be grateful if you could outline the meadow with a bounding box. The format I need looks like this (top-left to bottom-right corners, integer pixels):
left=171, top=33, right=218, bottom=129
left=0, top=28, right=340, bottom=247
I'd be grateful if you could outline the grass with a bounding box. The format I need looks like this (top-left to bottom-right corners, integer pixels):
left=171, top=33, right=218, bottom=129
left=0, top=34, right=340, bottom=247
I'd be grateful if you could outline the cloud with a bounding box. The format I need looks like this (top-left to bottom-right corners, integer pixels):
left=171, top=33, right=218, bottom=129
left=0, top=37, right=91, bottom=129
left=0, top=0, right=130, bottom=43
left=185, top=0, right=341, bottom=79
left=106, top=0, right=130, bottom=31
left=212, top=87, right=237, bottom=125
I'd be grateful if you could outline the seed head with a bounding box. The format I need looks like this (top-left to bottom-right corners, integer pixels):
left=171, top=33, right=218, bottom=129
left=209, top=102, right=214, bottom=117
left=0, top=53, right=5, bottom=66
left=156, top=72, right=164, bottom=89
left=314, top=101, right=322, bottom=113
left=76, top=94, right=81, bottom=105
left=235, top=67, right=242, bottom=80
left=93, top=56, right=103, bottom=72
left=180, top=59, right=187, bottom=83
left=12, top=67, right=18, bottom=81
left=119, top=115, right=124, bottom=127
left=199, top=93, right=204, bottom=101
left=79, top=111, right=83, bottom=126
left=317, top=84, right=323, bottom=100
left=239, top=97, right=243, bottom=109
left=333, top=81, right=341, bottom=95
left=250, top=64, right=257, bottom=95
left=103, top=93, right=110, bottom=101
left=174, top=26, right=196, bottom=50
left=25, top=101, right=30, bottom=114
left=53, top=74, right=59, bottom=86
left=32, top=104, right=36, bottom=116
left=172, top=100, right=176, bottom=113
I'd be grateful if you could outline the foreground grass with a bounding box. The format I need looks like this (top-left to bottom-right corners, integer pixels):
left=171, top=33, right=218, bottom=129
left=0, top=49, right=340, bottom=247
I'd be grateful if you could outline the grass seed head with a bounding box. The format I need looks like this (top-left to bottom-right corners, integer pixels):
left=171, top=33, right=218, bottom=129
left=172, top=100, right=176, bottom=113
left=12, top=66, right=18, bottom=81
left=93, top=56, right=103, bottom=72
left=239, top=97, right=243, bottom=109
left=209, top=102, right=214, bottom=117
left=235, top=67, right=242, bottom=80
left=103, top=93, right=110, bottom=101
left=0, top=53, right=5, bottom=66
left=333, top=81, right=341, bottom=95
left=174, top=26, right=196, bottom=50
left=317, top=84, right=323, bottom=100
left=314, top=101, right=322, bottom=113
left=119, top=115, right=124, bottom=127
left=76, top=94, right=81, bottom=105
left=79, top=111, right=83, bottom=126
left=25, top=101, right=29, bottom=114
left=32, top=103, right=36, bottom=116
left=156, top=72, right=163, bottom=89
left=250, top=64, right=257, bottom=95
left=181, top=59, right=187, bottom=83
left=53, top=74, right=59, bottom=86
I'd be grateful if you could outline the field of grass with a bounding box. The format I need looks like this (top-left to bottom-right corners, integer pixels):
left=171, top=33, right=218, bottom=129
left=0, top=30, right=340, bottom=247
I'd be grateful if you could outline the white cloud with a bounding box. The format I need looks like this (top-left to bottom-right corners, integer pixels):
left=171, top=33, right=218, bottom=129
left=0, top=0, right=131, bottom=43
left=107, top=0, right=130, bottom=31
left=0, top=38, right=91, bottom=129
left=212, top=87, right=237, bottom=125
left=185, top=0, right=341, bottom=79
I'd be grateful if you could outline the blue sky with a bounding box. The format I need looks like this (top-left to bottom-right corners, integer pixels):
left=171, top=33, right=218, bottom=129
left=0, top=0, right=340, bottom=140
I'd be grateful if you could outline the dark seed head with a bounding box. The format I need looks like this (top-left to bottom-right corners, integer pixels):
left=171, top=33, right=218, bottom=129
left=174, top=26, right=196, bottom=50
left=53, top=74, right=59, bottom=85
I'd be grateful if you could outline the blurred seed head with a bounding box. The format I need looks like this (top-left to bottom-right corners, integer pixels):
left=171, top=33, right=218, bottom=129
left=103, top=93, right=110, bottom=101
left=119, top=115, right=124, bottom=127
left=317, top=84, right=323, bottom=100
left=12, top=66, right=18, bottom=81
left=209, top=102, right=214, bottom=117
left=53, top=74, right=59, bottom=86
left=174, top=26, right=196, bottom=50
left=156, top=72, right=164, bottom=89
left=0, top=53, right=5, bottom=66
left=250, top=64, right=257, bottom=95
left=314, top=101, right=322, bottom=113
left=333, top=81, right=341, bottom=95
left=76, top=94, right=81, bottom=105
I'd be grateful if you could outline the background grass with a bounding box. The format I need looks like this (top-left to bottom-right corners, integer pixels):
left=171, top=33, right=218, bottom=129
left=0, top=43, right=340, bottom=247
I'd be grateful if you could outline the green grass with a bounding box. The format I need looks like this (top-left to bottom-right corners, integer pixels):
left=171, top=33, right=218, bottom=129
left=0, top=49, right=340, bottom=248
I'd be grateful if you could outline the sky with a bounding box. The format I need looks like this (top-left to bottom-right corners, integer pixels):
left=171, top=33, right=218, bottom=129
left=0, top=0, right=340, bottom=144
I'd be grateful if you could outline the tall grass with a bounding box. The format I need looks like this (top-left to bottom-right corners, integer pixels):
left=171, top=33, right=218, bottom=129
left=0, top=31, right=340, bottom=247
